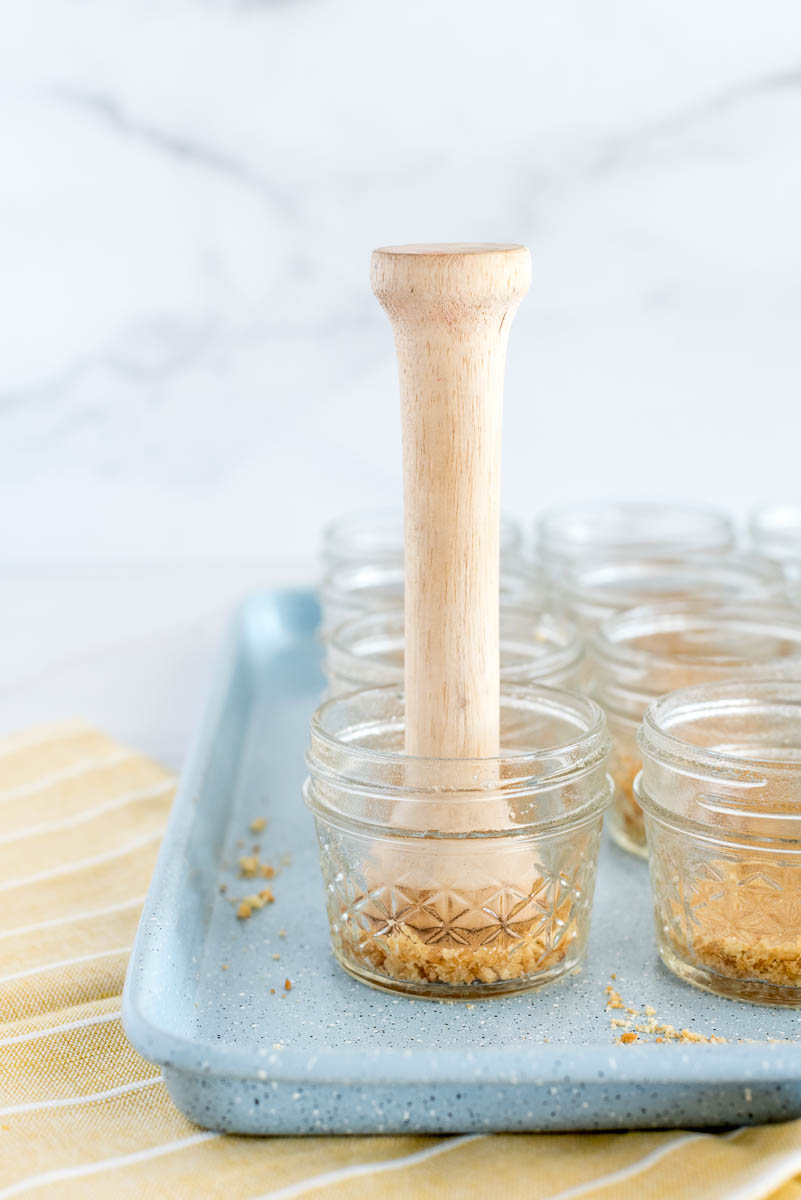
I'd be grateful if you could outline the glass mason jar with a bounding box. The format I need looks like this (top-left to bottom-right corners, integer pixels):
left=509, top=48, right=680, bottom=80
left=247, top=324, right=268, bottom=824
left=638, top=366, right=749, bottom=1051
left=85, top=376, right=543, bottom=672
left=318, top=558, right=544, bottom=637
left=637, top=680, right=801, bottom=1006
left=536, top=500, right=735, bottom=577
left=324, top=607, right=584, bottom=697
left=590, top=605, right=801, bottom=857
left=550, top=554, right=784, bottom=631
left=321, top=509, right=523, bottom=568
left=304, top=685, right=612, bottom=999
left=750, top=499, right=801, bottom=581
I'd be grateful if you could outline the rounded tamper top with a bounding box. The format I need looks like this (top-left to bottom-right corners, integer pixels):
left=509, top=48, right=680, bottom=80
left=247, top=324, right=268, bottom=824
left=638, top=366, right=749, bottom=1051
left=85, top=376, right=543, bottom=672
left=371, top=244, right=531, bottom=325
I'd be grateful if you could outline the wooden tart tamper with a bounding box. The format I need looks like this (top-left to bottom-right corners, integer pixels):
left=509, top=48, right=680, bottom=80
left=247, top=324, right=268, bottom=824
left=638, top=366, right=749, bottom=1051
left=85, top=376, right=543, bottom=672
left=371, top=243, right=532, bottom=763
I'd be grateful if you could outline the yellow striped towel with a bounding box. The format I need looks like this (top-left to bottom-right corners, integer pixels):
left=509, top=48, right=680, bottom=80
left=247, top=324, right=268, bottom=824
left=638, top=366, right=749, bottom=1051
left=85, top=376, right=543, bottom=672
left=3, top=720, right=801, bottom=1199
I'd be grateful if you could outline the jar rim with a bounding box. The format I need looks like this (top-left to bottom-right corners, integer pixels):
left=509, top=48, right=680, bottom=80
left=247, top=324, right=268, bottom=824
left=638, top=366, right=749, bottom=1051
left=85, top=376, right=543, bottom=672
left=552, top=554, right=783, bottom=616
left=591, top=602, right=801, bottom=676
left=309, top=683, right=609, bottom=780
left=639, top=679, right=801, bottom=780
left=750, top=499, right=801, bottom=551
left=327, top=605, right=584, bottom=685
left=319, top=556, right=540, bottom=602
left=536, top=499, right=735, bottom=565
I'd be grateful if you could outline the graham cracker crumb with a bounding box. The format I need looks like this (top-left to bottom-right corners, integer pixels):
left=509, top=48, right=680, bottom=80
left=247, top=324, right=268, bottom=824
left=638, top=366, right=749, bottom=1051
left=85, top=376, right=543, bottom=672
left=605, top=978, right=727, bottom=1045
left=654, top=802, right=801, bottom=990
left=272, top=953, right=280, bottom=961
left=612, top=752, right=646, bottom=846
left=238, top=855, right=275, bottom=880
left=221, top=963, right=229, bottom=971
left=270, top=988, right=276, bottom=995
left=250, top=817, right=267, bottom=834
left=236, top=901, right=252, bottom=920
left=284, top=978, right=292, bottom=991
left=337, top=900, right=575, bottom=986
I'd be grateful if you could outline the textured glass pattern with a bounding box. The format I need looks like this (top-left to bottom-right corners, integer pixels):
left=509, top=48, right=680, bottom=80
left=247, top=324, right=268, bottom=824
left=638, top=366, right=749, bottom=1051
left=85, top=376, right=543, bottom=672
left=315, top=821, right=603, bottom=997
left=647, top=819, right=801, bottom=1003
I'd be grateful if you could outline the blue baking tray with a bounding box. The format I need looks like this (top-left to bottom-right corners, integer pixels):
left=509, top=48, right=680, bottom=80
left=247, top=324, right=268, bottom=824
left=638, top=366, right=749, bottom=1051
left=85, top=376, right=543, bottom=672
left=123, top=588, right=801, bottom=1135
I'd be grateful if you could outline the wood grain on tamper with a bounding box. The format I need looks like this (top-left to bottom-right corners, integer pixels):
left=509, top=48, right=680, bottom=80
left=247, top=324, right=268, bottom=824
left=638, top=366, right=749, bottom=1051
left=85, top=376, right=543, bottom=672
left=371, top=243, right=531, bottom=759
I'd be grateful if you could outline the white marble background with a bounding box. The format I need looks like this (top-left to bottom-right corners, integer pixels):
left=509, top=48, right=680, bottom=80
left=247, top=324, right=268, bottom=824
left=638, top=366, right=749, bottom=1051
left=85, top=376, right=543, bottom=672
left=0, top=1, right=800, bottom=751
left=2, top=0, right=800, bottom=571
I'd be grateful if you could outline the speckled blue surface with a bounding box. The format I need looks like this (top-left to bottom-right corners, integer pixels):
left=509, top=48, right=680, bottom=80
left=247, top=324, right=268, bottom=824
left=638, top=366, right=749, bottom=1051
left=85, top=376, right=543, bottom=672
left=123, top=589, right=801, bottom=1135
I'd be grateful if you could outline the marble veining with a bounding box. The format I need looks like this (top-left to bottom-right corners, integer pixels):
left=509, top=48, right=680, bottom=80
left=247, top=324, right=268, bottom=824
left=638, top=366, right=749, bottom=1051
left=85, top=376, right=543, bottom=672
left=1, top=1, right=800, bottom=567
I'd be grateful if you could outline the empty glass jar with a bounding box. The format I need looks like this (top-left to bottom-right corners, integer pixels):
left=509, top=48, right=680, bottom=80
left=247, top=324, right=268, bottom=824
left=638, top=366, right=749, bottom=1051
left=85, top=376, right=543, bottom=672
left=304, top=685, right=612, bottom=999
left=321, top=509, right=523, bottom=568
left=536, top=500, right=735, bottom=577
left=590, top=605, right=801, bottom=856
left=318, top=558, right=544, bottom=636
left=551, top=555, right=784, bottom=631
left=638, top=680, right=801, bottom=1006
left=324, top=607, right=584, bottom=697
left=750, top=499, right=801, bottom=581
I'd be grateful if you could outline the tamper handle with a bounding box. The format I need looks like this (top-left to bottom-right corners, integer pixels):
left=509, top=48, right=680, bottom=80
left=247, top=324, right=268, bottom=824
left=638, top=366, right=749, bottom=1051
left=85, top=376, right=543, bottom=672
left=371, top=243, right=531, bottom=759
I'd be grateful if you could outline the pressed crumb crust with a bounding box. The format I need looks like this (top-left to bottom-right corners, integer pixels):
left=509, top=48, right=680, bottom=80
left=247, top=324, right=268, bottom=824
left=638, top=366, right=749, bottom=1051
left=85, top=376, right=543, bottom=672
left=334, top=890, right=577, bottom=986
left=692, top=935, right=801, bottom=987
left=665, top=861, right=801, bottom=989
left=611, top=752, right=645, bottom=846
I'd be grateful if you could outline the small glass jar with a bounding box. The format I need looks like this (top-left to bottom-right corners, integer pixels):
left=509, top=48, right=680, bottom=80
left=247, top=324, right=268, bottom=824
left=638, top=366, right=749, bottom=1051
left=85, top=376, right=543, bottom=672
left=318, top=559, right=544, bottom=637
left=304, top=685, right=612, bottom=999
left=591, top=605, right=801, bottom=857
left=750, top=499, right=801, bottom=581
left=324, top=607, right=584, bottom=697
left=536, top=500, right=735, bottom=577
left=637, top=680, right=801, bottom=1006
left=551, top=554, right=784, bottom=631
left=321, top=509, right=523, bottom=568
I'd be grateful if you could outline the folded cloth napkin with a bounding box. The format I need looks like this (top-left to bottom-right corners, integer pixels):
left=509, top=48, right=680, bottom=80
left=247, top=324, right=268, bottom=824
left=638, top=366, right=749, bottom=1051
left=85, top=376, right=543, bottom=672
left=3, top=721, right=801, bottom=1200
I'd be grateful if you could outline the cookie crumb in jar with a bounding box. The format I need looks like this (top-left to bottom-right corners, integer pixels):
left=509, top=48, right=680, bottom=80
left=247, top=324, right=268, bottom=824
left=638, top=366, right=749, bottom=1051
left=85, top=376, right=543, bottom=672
left=677, top=865, right=801, bottom=988
left=611, top=752, right=645, bottom=846
left=335, top=882, right=582, bottom=989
